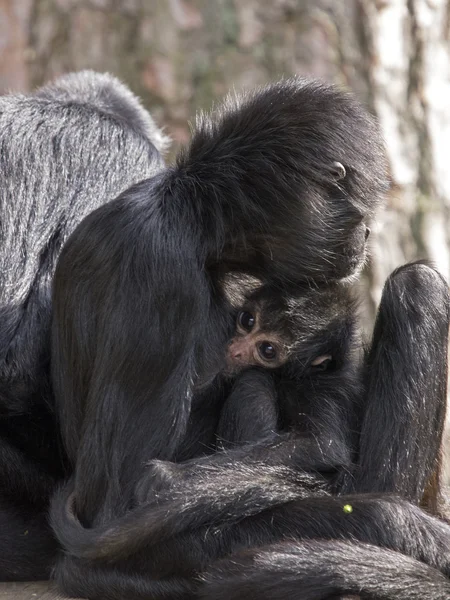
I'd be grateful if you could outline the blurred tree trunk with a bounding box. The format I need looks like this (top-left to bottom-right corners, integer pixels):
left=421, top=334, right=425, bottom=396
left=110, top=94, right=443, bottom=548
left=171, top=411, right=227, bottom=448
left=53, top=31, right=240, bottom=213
left=1, top=0, right=450, bottom=468
left=2, top=0, right=449, bottom=308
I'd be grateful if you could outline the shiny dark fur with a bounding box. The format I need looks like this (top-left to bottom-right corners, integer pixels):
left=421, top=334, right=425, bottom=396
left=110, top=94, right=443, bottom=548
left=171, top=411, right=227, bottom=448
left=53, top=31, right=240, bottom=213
left=47, top=79, right=450, bottom=598
left=49, top=264, right=450, bottom=600
left=50, top=77, right=386, bottom=527
left=1, top=72, right=448, bottom=598
left=0, top=70, right=166, bottom=580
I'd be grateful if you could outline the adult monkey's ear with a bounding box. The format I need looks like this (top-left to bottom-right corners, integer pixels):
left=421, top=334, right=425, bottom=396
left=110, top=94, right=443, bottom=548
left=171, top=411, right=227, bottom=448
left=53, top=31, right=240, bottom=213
left=331, top=161, right=346, bottom=180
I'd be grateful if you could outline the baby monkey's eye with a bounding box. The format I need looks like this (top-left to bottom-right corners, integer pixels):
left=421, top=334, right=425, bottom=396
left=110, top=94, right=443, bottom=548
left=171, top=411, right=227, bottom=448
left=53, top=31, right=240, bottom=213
left=258, top=341, right=277, bottom=361
left=310, top=354, right=333, bottom=371
left=238, top=311, right=255, bottom=331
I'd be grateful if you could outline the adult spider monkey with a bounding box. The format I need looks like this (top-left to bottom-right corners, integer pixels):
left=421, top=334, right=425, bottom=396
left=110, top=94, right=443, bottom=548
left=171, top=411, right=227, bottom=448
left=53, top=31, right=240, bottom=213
left=48, top=78, right=450, bottom=598
left=50, top=76, right=386, bottom=524
left=0, top=68, right=446, bottom=597
left=0, top=69, right=167, bottom=580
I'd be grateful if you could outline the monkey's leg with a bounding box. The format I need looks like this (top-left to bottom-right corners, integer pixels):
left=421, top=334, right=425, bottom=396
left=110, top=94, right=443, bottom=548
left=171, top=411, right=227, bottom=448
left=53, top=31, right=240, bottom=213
left=353, top=261, right=450, bottom=511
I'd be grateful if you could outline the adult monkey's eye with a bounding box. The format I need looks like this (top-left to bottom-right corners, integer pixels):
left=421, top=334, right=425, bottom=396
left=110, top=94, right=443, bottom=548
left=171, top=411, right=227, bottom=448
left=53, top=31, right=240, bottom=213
left=258, top=341, right=277, bottom=361
left=238, top=311, right=255, bottom=331
left=331, top=161, right=346, bottom=180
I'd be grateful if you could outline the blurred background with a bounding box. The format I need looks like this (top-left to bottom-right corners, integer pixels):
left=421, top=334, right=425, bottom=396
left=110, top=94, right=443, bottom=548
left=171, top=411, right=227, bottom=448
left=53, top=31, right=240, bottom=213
left=1, top=0, right=450, bottom=474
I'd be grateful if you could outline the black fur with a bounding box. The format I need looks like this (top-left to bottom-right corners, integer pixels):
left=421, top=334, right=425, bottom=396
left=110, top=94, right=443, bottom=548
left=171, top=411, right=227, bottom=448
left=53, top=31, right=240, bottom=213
left=54, top=494, right=450, bottom=599
left=46, top=78, right=449, bottom=598
left=355, top=263, right=449, bottom=503
left=50, top=77, right=387, bottom=529
left=50, top=263, right=450, bottom=557
left=201, top=539, right=450, bottom=600
left=0, top=70, right=165, bottom=580
left=1, top=71, right=448, bottom=599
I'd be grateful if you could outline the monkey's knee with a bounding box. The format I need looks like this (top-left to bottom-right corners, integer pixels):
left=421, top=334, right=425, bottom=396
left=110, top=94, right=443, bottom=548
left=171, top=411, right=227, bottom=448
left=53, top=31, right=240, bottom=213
left=386, top=261, right=449, bottom=308
left=379, top=261, right=449, bottom=332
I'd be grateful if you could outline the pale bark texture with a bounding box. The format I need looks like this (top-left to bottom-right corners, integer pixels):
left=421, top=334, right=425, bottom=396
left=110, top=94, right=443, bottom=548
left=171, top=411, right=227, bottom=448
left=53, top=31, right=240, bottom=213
left=1, top=0, right=449, bottom=471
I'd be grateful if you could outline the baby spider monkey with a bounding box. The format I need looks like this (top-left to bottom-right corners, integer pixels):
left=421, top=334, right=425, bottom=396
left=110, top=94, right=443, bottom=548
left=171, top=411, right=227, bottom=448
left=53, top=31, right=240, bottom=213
left=227, top=289, right=334, bottom=373
left=216, top=279, right=358, bottom=451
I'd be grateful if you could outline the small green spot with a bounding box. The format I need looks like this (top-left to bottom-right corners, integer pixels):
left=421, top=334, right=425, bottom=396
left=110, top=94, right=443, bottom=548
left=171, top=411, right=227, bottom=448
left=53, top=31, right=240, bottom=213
left=22, top=530, right=28, bottom=536
left=343, top=504, right=353, bottom=514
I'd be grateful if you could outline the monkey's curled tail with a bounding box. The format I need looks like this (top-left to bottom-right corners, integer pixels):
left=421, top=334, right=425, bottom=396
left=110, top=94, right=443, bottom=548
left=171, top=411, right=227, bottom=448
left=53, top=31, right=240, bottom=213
left=201, top=539, right=450, bottom=600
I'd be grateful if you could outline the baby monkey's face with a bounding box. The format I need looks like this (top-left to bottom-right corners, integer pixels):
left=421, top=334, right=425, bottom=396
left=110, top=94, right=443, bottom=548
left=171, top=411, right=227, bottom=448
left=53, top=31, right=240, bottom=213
left=225, top=292, right=333, bottom=376
left=226, top=304, right=332, bottom=374
left=226, top=307, right=288, bottom=372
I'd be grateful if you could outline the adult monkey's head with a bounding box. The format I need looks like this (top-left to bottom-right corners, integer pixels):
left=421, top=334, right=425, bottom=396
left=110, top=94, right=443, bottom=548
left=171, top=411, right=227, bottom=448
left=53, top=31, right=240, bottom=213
left=176, top=77, right=389, bottom=287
